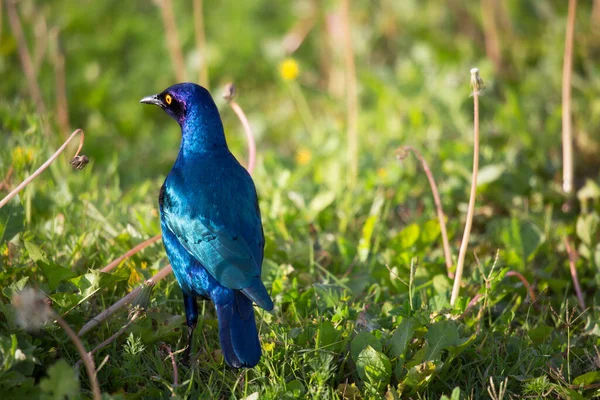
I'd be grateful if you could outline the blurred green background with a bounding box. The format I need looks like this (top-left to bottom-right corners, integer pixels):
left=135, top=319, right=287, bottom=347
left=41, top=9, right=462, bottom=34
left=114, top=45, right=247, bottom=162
left=2, top=0, right=598, bottom=189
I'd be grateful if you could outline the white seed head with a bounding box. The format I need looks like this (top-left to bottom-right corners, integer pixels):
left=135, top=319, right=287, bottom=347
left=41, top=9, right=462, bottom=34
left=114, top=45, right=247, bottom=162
left=470, top=67, right=485, bottom=93
left=12, top=288, right=54, bottom=331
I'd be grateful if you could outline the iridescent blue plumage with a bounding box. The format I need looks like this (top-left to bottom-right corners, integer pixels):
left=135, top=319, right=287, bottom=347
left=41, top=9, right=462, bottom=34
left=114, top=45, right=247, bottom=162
left=141, top=83, right=273, bottom=368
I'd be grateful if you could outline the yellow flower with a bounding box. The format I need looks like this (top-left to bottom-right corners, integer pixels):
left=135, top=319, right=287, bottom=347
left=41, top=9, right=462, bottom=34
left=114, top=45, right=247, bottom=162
left=279, top=58, right=299, bottom=81
left=11, top=146, right=34, bottom=168
left=262, top=341, right=275, bottom=352
left=376, top=168, right=387, bottom=178
left=295, top=148, right=312, bottom=165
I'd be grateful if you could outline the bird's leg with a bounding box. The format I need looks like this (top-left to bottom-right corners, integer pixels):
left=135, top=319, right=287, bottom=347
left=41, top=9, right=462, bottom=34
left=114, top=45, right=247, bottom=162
left=182, top=293, right=198, bottom=365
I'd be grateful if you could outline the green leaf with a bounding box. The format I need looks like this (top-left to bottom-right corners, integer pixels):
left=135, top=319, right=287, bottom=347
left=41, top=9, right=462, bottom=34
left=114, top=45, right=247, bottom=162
left=420, top=219, right=441, bottom=246
left=528, top=324, right=553, bottom=344
left=390, top=317, right=417, bottom=358
left=489, top=218, right=544, bottom=268
left=445, top=334, right=476, bottom=364
left=576, top=213, right=600, bottom=246
left=39, top=359, right=80, bottom=399
left=396, top=223, right=420, bottom=249
left=573, top=371, right=600, bottom=386
left=440, top=387, right=461, bottom=400
left=39, top=262, right=78, bottom=291
left=358, top=216, right=377, bottom=262
left=316, top=320, right=339, bottom=350
left=401, top=361, right=438, bottom=389
left=24, top=241, right=49, bottom=264
left=351, top=332, right=381, bottom=361
left=0, top=196, right=25, bottom=245
left=313, top=284, right=347, bottom=310
left=477, top=164, right=506, bottom=186
left=308, top=191, right=336, bottom=215
left=70, top=269, right=129, bottom=298
left=424, top=320, right=459, bottom=361
left=356, top=346, right=392, bottom=391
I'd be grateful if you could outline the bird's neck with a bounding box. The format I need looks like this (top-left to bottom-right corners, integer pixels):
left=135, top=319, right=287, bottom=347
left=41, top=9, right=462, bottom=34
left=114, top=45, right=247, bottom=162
left=178, top=112, right=228, bottom=159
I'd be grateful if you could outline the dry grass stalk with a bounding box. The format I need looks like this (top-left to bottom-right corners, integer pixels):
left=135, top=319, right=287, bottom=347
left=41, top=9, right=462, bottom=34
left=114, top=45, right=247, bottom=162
left=6, top=0, right=48, bottom=130
left=0, top=129, right=86, bottom=209
left=100, top=234, right=162, bottom=273
left=78, top=265, right=173, bottom=337
left=505, top=271, right=536, bottom=303
left=51, top=29, right=72, bottom=135
left=193, top=0, right=209, bottom=88
left=396, top=146, right=453, bottom=277
left=480, top=0, right=502, bottom=73
left=55, top=316, right=102, bottom=400
left=450, top=68, right=484, bottom=306
left=340, top=0, right=359, bottom=188
left=563, top=237, right=586, bottom=310
left=223, top=83, right=256, bottom=175
left=157, top=0, right=186, bottom=82
left=561, top=0, right=577, bottom=195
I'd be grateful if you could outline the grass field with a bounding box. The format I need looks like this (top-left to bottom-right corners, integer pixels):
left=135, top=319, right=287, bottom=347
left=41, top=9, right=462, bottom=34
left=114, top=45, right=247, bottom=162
left=2, top=1, right=600, bottom=398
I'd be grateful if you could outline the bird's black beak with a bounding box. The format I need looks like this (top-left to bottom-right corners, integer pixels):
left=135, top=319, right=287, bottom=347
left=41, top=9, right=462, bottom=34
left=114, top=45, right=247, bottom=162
left=140, top=94, right=166, bottom=108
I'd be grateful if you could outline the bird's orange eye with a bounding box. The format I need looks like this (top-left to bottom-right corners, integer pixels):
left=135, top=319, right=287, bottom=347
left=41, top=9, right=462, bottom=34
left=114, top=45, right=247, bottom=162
left=165, top=94, right=172, bottom=105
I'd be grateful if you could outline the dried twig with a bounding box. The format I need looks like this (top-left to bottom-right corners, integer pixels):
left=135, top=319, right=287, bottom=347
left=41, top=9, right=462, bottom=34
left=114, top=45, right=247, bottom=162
left=562, top=0, right=577, bottom=195
left=505, top=271, right=536, bottom=303
left=101, top=234, right=162, bottom=273
left=161, top=344, right=179, bottom=386
left=193, top=0, right=209, bottom=88
left=6, top=0, right=47, bottom=129
left=340, top=0, right=358, bottom=188
left=156, top=0, right=186, bottom=82
left=282, top=11, right=316, bottom=54
left=55, top=316, right=102, bottom=400
left=78, top=265, right=172, bottom=337
left=397, top=146, right=453, bottom=277
left=0, top=166, right=14, bottom=191
left=563, top=237, right=586, bottom=310
left=0, top=129, right=86, bottom=209
left=50, top=29, right=71, bottom=135
left=480, top=0, right=502, bottom=73
left=85, top=309, right=143, bottom=359
left=223, top=84, right=256, bottom=175
left=451, top=68, right=484, bottom=306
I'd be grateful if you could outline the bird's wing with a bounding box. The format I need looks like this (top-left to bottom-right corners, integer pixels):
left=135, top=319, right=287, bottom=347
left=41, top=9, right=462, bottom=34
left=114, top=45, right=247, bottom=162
left=161, top=177, right=264, bottom=292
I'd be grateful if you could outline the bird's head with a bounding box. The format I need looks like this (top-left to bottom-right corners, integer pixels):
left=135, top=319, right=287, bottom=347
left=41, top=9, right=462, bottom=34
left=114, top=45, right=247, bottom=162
left=140, top=83, right=216, bottom=126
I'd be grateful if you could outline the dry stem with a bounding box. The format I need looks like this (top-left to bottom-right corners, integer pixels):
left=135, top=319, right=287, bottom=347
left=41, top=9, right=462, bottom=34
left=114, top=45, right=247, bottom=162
left=101, top=234, right=162, bottom=273
left=157, top=0, right=186, bottom=82
left=505, top=271, right=536, bottom=303
left=340, top=0, right=358, bottom=188
left=450, top=68, right=483, bottom=306
left=223, top=84, right=256, bottom=175
left=561, top=0, right=577, bottom=194
left=85, top=309, right=143, bottom=359
left=0, top=129, right=85, bottom=209
left=6, top=0, right=47, bottom=130
left=51, top=29, right=71, bottom=135
left=55, top=315, right=101, bottom=400
left=193, top=0, right=209, bottom=88
left=480, top=0, right=502, bottom=73
left=563, top=237, right=586, bottom=310
left=397, top=146, right=453, bottom=277
left=161, top=344, right=179, bottom=386
left=78, top=265, right=173, bottom=337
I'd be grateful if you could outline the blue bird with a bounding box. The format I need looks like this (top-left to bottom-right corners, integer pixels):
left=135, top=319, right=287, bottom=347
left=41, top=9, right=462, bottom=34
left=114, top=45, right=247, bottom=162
left=140, top=83, right=273, bottom=368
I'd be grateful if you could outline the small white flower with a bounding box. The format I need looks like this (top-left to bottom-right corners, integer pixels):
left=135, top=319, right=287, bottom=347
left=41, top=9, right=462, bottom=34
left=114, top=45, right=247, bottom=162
left=12, top=288, right=55, bottom=331
left=14, top=349, right=26, bottom=361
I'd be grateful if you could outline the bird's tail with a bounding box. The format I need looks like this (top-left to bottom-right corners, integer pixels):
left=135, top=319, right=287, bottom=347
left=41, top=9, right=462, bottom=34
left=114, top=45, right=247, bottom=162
left=215, top=291, right=261, bottom=368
